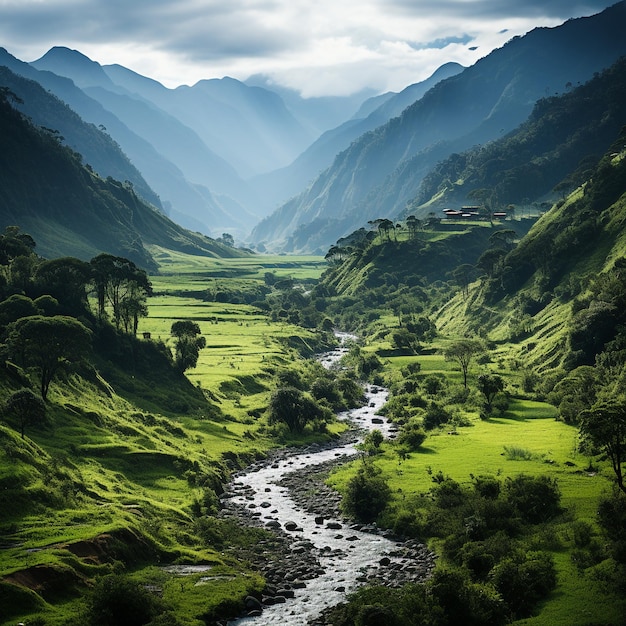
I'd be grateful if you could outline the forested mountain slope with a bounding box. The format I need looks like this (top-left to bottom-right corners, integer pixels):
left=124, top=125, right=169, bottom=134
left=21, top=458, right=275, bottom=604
left=248, top=63, right=464, bottom=218
left=408, top=57, right=626, bottom=215
left=0, top=48, right=249, bottom=238
left=0, top=62, right=161, bottom=211
left=251, top=1, right=626, bottom=253
left=0, top=89, right=246, bottom=269
left=434, top=129, right=626, bottom=373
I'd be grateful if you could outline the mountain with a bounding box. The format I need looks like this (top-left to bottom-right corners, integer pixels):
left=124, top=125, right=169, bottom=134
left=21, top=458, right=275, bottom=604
left=406, top=57, right=626, bottom=216
left=27, top=47, right=373, bottom=231
left=0, top=58, right=161, bottom=210
left=0, top=87, right=247, bottom=270
left=0, top=49, right=247, bottom=239
left=27, top=47, right=255, bottom=236
left=250, top=1, right=626, bottom=253
left=102, top=64, right=315, bottom=178
left=248, top=63, right=464, bottom=220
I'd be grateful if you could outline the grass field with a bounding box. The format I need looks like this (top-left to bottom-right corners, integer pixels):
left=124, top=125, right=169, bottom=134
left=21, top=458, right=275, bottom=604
left=327, top=345, right=625, bottom=626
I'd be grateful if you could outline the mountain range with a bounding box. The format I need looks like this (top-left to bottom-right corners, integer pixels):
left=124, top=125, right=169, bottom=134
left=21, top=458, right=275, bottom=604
left=0, top=1, right=625, bottom=257
left=250, top=1, right=626, bottom=253
left=0, top=80, right=245, bottom=270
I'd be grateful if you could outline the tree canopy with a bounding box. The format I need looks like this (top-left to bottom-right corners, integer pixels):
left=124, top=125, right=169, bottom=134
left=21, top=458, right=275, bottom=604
left=6, top=315, right=92, bottom=400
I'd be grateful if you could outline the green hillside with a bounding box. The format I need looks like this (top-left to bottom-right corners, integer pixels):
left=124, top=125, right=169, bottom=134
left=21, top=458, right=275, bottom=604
left=0, top=87, right=246, bottom=270
left=408, top=57, right=626, bottom=216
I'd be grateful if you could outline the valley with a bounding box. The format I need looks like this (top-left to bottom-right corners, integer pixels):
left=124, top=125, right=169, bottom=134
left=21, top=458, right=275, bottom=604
left=2, top=196, right=626, bottom=624
left=1, top=3, right=626, bottom=624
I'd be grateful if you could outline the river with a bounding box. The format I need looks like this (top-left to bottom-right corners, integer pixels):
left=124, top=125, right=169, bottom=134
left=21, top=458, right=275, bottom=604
left=223, top=340, right=434, bottom=625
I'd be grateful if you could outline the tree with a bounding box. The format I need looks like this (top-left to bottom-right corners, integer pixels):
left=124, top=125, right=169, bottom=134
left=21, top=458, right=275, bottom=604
left=90, top=254, right=152, bottom=329
left=34, top=257, right=91, bottom=316
left=405, top=215, right=421, bottom=240
left=267, top=386, right=328, bottom=433
left=6, top=315, right=92, bottom=400
left=0, top=294, right=39, bottom=327
left=580, top=399, right=626, bottom=495
left=444, top=339, right=484, bottom=388
left=4, top=388, right=46, bottom=438
left=477, top=373, right=505, bottom=413
left=170, top=320, right=206, bottom=372
left=452, top=264, right=476, bottom=299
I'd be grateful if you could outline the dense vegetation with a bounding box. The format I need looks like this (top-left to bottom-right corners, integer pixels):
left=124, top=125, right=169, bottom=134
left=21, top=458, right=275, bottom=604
left=2, top=48, right=626, bottom=626
left=408, top=57, right=626, bottom=215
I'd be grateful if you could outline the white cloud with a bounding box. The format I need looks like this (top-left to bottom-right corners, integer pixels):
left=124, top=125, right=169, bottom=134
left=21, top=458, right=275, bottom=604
left=0, top=0, right=616, bottom=95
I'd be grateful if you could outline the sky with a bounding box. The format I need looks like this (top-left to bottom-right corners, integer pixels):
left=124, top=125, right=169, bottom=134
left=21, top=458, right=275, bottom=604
left=0, top=0, right=618, bottom=97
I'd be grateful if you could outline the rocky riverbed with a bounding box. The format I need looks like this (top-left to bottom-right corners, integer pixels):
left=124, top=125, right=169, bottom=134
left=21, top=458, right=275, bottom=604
left=220, top=388, right=436, bottom=626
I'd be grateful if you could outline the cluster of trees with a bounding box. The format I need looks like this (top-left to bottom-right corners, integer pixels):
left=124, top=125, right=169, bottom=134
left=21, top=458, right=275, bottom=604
left=332, top=472, right=561, bottom=625
left=266, top=357, right=365, bottom=436
left=0, top=227, right=157, bottom=438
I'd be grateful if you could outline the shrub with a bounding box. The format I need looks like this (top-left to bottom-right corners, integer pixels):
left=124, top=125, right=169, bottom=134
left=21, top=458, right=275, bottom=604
left=88, top=574, right=161, bottom=626
left=473, top=475, right=501, bottom=500
left=423, top=401, right=452, bottom=430
left=342, top=462, right=391, bottom=523
left=490, top=552, right=556, bottom=618
left=504, top=474, right=561, bottom=523
left=397, top=420, right=427, bottom=450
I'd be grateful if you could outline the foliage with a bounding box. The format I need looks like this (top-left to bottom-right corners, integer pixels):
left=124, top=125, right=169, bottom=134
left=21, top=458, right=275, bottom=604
left=396, top=420, right=427, bottom=451
left=88, top=573, right=162, bottom=626
left=267, top=386, right=331, bottom=433
left=503, top=474, right=561, bottom=523
left=91, top=254, right=152, bottom=333
left=580, top=398, right=626, bottom=494
left=5, top=314, right=92, bottom=400
left=489, top=551, right=557, bottom=619
left=342, top=461, right=391, bottom=523
left=3, top=387, right=46, bottom=438
left=170, top=320, right=206, bottom=373
left=477, top=373, right=505, bottom=414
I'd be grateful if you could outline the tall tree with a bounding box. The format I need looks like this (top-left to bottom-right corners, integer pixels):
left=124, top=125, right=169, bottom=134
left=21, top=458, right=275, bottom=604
left=170, top=320, right=206, bottom=372
left=580, top=399, right=626, bottom=495
left=6, top=315, right=92, bottom=400
left=444, top=339, right=484, bottom=388
left=90, top=254, right=152, bottom=330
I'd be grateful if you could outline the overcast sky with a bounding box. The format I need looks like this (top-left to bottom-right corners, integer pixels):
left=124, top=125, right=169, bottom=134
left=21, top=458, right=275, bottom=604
left=0, top=0, right=618, bottom=97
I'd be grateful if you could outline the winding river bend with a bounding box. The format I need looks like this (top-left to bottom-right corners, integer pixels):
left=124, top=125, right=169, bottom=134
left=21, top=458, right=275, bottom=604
left=223, top=342, right=435, bottom=625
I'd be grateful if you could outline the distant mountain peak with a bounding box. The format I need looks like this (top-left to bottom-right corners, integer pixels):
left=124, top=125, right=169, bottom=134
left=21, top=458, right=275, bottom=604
left=31, top=46, right=115, bottom=89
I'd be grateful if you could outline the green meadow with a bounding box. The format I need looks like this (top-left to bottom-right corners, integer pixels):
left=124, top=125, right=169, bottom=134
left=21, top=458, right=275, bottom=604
left=327, top=347, right=625, bottom=626
left=2, top=246, right=625, bottom=625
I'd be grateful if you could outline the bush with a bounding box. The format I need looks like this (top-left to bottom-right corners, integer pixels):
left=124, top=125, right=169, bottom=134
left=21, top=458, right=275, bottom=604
left=490, top=552, right=556, bottom=618
left=342, top=462, right=391, bottom=523
left=504, top=474, right=561, bottom=523
left=423, top=401, right=452, bottom=430
left=397, top=420, right=427, bottom=450
left=88, top=574, right=161, bottom=626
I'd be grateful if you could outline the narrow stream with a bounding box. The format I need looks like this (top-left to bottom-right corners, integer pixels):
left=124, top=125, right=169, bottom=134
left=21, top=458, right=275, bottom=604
left=224, top=340, right=434, bottom=625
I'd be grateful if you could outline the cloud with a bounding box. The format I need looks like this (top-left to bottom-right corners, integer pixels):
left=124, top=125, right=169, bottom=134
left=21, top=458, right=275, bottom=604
left=0, top=0, right=617, bottom=95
